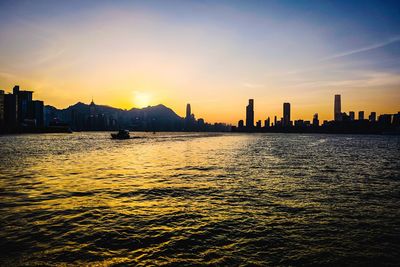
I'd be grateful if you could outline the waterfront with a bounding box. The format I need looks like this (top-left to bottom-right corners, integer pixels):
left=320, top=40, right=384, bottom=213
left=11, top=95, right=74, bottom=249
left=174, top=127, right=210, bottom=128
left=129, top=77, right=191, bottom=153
left=0, top=132, right=399, bottom=266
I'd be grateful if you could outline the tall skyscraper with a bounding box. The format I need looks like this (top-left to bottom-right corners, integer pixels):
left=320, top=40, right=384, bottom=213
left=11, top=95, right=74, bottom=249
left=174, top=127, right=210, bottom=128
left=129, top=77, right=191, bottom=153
left=186, top=103, right=191, bottom=120
left=246, top=99, right=254, bottom=128
left=312, top=113, right=319, bottom=126
left=358, top=111, right=364, bottom=120
left=283, top=102, right=291, bottom=127
left=334, top=94, right=341, bottom=121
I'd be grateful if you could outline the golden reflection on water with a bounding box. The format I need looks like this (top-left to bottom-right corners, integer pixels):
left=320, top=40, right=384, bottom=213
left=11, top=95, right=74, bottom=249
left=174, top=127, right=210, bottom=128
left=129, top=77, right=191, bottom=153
left=0, top=132, right=399, bottom=266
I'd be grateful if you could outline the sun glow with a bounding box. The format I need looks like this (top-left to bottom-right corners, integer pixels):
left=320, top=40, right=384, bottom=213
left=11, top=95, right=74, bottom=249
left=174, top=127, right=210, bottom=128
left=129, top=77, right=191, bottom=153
left=132, top=91, right=151, bottom=108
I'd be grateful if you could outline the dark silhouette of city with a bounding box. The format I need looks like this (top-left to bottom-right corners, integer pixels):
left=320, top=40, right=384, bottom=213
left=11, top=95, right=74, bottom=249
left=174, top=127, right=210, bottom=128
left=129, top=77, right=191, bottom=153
left=0, top=85, right=229, bottom=134
left=0, top=85, right=399, bottom=134
left=233, top=98, right=400, bottom=134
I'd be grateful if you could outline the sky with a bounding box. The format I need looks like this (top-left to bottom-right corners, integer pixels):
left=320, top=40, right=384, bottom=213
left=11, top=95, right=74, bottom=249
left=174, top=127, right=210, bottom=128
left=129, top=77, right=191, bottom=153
left=0, top=0, right=399, bottom=124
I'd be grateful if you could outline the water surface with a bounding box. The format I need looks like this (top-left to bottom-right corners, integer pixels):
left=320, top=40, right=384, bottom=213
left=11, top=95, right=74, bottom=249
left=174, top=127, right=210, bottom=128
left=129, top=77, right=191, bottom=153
left=0, top=132, right=399, bottom=266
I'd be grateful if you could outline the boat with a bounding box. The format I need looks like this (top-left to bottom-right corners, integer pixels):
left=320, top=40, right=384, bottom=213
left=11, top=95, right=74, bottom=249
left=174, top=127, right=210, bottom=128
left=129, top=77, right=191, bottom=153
left=111, top=129, right=130, bottom=139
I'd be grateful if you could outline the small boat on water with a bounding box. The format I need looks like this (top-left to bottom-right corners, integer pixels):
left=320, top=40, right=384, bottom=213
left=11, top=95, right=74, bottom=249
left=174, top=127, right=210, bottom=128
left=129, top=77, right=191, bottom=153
left=111, top=129, right=130, bottom=139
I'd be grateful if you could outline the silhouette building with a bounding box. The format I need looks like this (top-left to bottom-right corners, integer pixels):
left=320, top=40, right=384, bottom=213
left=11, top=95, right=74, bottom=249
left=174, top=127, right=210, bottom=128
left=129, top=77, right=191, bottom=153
left=349, top=111, right=355, bottom=121
left=238, top=120, right=244, bottom=128
left=246, top=99, right=254, bottom=128
left=369, top=112, right=376, bottom=122
left=13, top=86, right=34, bottom=125
left=283, top=102, right=291, bottom=127
left=0, top=90, right=4, bottom=130
left=334, top=94, right=342, bottom=121
left=359, top=111, right=364, bottom=120
left=185, top=103, right=195, bottom=130
left=4, top=92, right=18, bottom=130
left=186, top=103, right=191, bottom=120
left=29, top=100, right=44, bottom=127
left=0, top=85, right=45, bottom=132
left=313, top=113, right=319, bottom=126
left=264, top=117, right=270, bottom=128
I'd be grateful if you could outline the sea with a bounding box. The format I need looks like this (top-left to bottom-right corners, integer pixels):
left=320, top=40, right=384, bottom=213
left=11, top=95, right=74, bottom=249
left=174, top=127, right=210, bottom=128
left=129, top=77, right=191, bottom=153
left=0, top=132, right=399, bottom=266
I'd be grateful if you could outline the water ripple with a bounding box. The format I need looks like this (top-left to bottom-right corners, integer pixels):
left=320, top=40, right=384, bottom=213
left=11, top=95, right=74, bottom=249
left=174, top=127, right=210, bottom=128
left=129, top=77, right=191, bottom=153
left=0, top=132, right=399, bottom=266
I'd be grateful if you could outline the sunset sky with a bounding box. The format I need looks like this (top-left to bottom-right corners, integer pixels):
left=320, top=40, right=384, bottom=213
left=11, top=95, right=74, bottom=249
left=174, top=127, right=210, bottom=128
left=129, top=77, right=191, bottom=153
left=0, top=0, right=399, bottom=124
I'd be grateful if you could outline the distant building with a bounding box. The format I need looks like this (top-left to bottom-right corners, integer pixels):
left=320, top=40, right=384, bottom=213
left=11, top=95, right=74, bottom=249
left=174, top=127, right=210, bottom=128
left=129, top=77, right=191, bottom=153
left=312, top=113, right=319, bottom=126
left=341, top=112, right=350, bottom=121
left=334, top=94, right=342, bottom=121
left=274, top=116, right=277, bottom=126
left=378, top=114, right=392, bottom=126
left=283, top=102, right=291, bottom=127
left=349, top=111, right=355, bottom=121
left=185, top=103, right=195, bottom=130
left=256, top=120, right=261, bottom=128
left=294, top=120, right=304, bottom=127
left=89, top=99, right=97, bottom=130
left=264, top=117, right=270, bottom=128
left=13, top=85, right=34, bottom=125
left=369, top=112, right=376, bottom=122
left=358, top=111, right=364, bottom=120
left=198, top=118, right=205, bottom=130
left=246, top=99, right=254, bottom=128
left=186, top=103, right=191, bottom=120
left=0, top=90, right=4, bottom=130
left=4, top=93, right=18, bottom=130
left=238, top=119, right=244, bottom=128
left=29, top=100, right=44, bottom=127
left=392, top=112, right=400, bottom=126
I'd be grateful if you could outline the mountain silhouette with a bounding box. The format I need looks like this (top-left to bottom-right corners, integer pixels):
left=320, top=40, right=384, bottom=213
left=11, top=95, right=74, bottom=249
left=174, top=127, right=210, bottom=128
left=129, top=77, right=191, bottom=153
left=45, top=102, right=184, bottom=131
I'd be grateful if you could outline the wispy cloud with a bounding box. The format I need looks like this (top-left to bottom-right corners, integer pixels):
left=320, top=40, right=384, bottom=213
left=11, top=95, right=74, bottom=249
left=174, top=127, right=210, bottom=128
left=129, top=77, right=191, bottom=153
left=0, top=71, right=16, bottom=80
left=282, top=71, right=400, bottom=90
left=320, top=36, right=400, bottom=62
left=242, top=82, right=264, bottom=88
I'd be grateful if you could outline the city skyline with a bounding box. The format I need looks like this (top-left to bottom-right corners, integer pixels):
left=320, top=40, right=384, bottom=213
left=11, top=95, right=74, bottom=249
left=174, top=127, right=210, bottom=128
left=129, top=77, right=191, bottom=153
left=0, top=1, right=399, bottom=124
left=1, top=84, right=398, bottom=135
left=0, top=85, right=400, bottom=128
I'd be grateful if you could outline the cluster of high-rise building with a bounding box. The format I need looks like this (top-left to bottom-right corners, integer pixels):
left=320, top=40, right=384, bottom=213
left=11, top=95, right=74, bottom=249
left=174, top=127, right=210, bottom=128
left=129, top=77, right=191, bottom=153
left=0, top=86, right=44, bottom=133
left=233, top=95, right=400, bottom=134
left=333, top=94, right=381, bottom=123
left=184, top=103, right=228, bottom=131
left=1, top=84, right=398, bottom=135
left=55, top=99, right=120, bottom=131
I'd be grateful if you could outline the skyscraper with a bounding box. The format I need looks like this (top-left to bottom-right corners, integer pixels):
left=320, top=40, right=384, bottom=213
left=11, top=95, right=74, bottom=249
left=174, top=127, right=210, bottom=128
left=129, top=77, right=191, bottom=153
left=0, top=90, right=4, bottom=130
left=369, top=112, right=376, bottom=122
left=186, top=103, right=191, bottom=120
left=264, top=117, right=270, bottom=128
left=283, top=102, right=291, bottom=127
left=29, top=100, right=44, bottom=127
left=12, top=85, right=34, bottom=124
left=334, top=94, right=341, bottom=121
left=312, top=113, right=319, bottom=126
left=246, top=99, right=254, bottom=128
left=358, top=111, right=364, bottom=120
left=4, top=93, right=17, bottom=130
left=349, top=111, right=355, bottom=121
